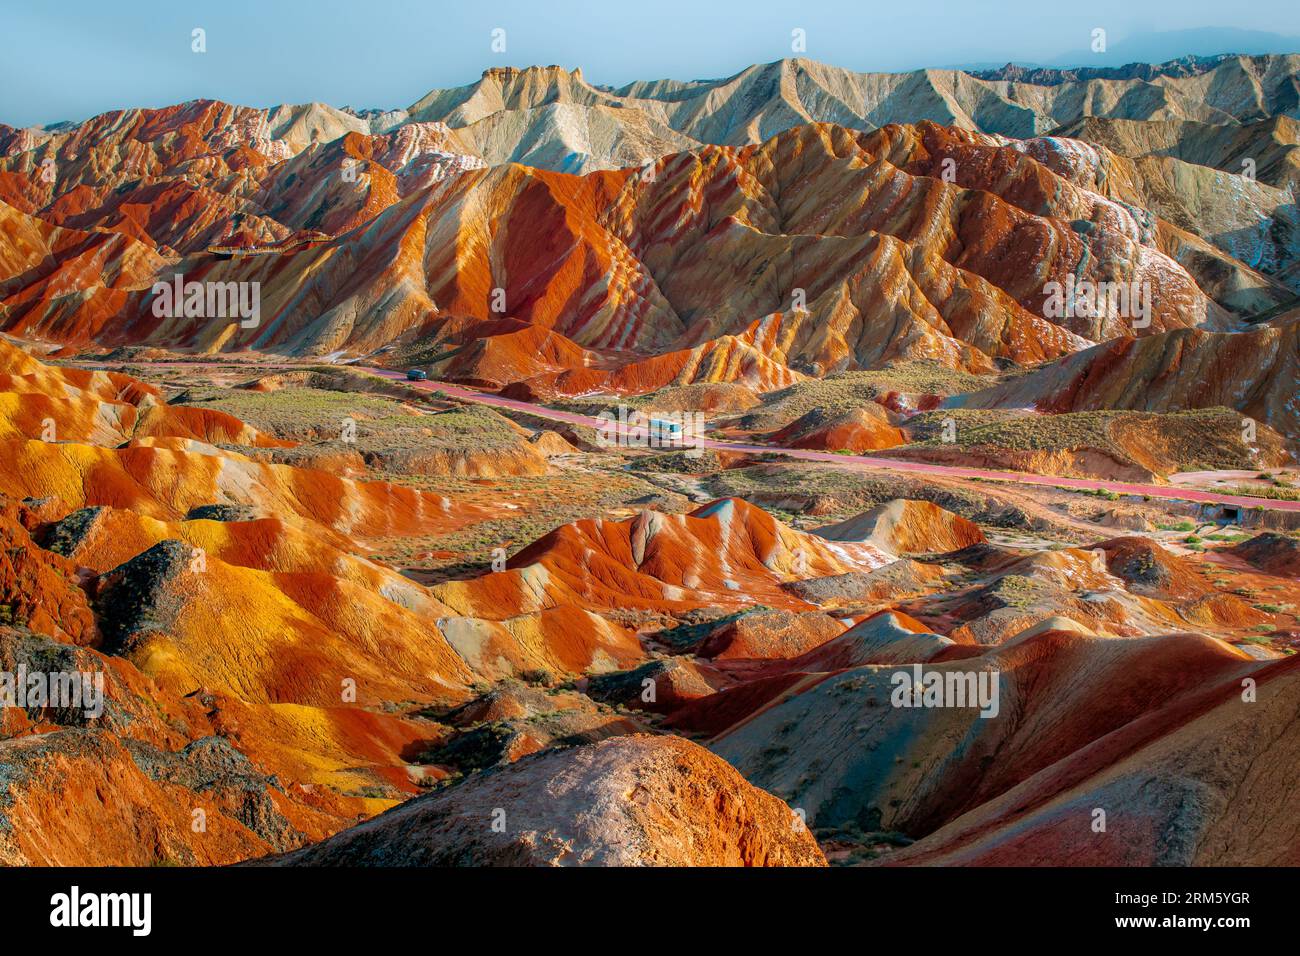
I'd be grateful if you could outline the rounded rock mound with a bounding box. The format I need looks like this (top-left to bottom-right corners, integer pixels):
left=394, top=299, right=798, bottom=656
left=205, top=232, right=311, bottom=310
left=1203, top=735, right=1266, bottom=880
left=814, top=498, right=985, bottom=556
left=257, top=735, right=826, bottom=867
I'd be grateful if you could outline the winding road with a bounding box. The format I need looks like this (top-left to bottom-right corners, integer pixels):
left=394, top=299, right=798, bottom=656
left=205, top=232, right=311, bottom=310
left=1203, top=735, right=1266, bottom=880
left=360, top=368, right=1300, bottom=515
left=91, top=358, right=1300, bottom=515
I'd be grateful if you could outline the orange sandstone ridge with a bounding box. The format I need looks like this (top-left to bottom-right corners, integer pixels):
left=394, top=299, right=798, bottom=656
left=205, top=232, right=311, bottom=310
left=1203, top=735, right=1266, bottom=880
left=0, top=338, right=1296, bottom=865
left=3, top=115, right=1291, bottom=404
left=3, top=52, right=1300, bottom=868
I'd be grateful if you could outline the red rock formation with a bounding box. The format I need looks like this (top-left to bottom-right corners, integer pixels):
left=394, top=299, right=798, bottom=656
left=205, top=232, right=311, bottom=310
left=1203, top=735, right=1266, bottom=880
left=258, top=735, right=826, bottom=866
left=0, top=342, right=512, bottom=864
left=770, top=404, right=905, bottom=453
left=710, top=619, right=1264, bottom=842
left=1229, top=532, right=1300, bottom=577
left=5, top=115, right=1272, bottom=396
left=884, top=653, right=1300, bottom=865
left=0, top=501, right=96, bottom=645
left=953, top=325, right=1300, bottom=443
left=814, top=499, right=987, bottom=555
left=435, top=607, right=645, bottom=682
left=696, top=609, right=846, bottom=661
left=432, top=497, right=890, bottom=618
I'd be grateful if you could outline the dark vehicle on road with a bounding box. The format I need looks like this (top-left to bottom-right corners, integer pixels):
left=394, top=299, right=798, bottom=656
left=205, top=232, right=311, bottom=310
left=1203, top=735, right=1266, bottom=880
left=406, top=369, right=428, bottom=381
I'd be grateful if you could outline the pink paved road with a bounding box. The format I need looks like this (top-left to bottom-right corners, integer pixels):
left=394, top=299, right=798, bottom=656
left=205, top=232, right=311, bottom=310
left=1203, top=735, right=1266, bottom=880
left=89, top=359, right=1300, bottom=515
left=362, top=368, right=1300, bottom=515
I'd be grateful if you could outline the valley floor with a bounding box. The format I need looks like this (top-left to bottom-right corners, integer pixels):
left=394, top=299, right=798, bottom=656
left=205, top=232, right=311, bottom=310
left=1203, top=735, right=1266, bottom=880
left=2, top=343, right=1294, bottom=866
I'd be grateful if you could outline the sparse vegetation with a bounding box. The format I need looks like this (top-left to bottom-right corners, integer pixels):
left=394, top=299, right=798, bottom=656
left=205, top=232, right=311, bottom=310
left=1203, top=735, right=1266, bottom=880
left=738, top=363, right=1013, bottom=433
left=1219, top=485, right=1300, bottom=502
left=185, top=385, right=524, bottom=449
left=898, top=407, right=1272, bottom=477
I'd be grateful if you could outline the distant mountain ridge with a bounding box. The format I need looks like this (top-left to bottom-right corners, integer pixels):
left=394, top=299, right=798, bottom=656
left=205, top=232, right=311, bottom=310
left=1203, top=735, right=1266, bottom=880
left=1041, top=26, right=1300, bottom=70
left=8, top=53, right=1300, bottom=174
left=1, top=53, right=1298, bottom=417
left=968, top=54, right=1240, bottom=85
left=398, top=54, right=1300, bottom=169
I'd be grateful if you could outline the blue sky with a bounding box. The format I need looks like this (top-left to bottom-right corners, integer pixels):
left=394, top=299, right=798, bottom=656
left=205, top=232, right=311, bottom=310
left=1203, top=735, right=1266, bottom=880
left=3, top=0, right=1299, bottom=127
